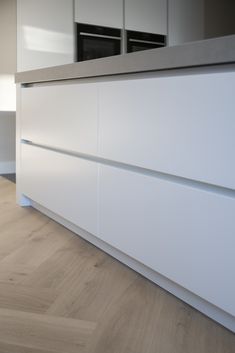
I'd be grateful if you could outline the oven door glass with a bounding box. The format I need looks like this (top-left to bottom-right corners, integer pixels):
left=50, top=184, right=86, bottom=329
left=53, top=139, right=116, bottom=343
left=78, top=35, right=121, bottom=61
left=128, top=41, right=162, bottom=53
left=127, top=30, right=166, bottom=53
left=77, top=23, right=121, bottom=62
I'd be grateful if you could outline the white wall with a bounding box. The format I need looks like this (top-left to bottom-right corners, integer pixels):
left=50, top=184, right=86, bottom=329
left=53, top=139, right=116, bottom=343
left=168, top=0, right=204, bottom=46
left=0, top=0, right=16, bottom=174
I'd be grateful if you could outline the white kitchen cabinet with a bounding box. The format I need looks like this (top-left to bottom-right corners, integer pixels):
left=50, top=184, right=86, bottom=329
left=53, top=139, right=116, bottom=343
left=21, top=144, right=98, bottom=235
left=125, top=0, right=167, bottom=35
left=75, top=0, right=123, bottom=28
left=99, top=164, right=235, bottom=316
left=17, top=0, right=74, bottom=71
left=98, top=71, right=235, bottom=190
left=21, top=82, right=98, bottom=156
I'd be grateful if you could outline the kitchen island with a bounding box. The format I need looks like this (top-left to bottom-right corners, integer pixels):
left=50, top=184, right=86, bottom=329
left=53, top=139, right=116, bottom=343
left=15, top=35, right=235, bottom=332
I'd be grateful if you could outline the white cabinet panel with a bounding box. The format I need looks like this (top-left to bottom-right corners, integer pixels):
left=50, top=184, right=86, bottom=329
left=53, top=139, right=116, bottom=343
left=17, top=0, right=74, bottom=71
left=99, top=71, right=235, bottom=190
left=125, top=0, right=167, bottom=34
left=99, top=165, right=235, bottom=315
left=75, top=0, right=123, bottom=28
left=21, top=144, right=98, bottom=235
left=21, top=82, right=98, bottom=155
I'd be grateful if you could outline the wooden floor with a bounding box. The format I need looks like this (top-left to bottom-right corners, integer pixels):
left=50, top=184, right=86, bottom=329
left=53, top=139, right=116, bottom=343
left=0, top=176, right=234, bottom=353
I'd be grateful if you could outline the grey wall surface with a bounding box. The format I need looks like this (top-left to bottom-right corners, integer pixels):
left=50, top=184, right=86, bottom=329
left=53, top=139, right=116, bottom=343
left=204, top=0, right=235, bottom=39
left=0, top=0, right=16, bottom=173
left=168, top=0, right=204, bottom=46
left=0, top=112, right=16, bottom=162
left=0, top=0, right=17, bottom=74
left=168, top=0, right=235, bottom=46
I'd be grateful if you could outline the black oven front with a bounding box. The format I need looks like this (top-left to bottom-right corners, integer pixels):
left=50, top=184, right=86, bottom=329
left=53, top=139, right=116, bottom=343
left=76, top=23, right=121, bottom=62
left=127, top=30, right=166, bottom=53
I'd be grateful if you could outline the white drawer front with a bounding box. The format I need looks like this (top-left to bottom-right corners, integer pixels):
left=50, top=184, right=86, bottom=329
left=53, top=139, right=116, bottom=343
left=21, top=144, right=98, bottom=235
left=99, top=165, right=235, bottom=316
left=21, top=82, right=98, bottom=155
left=99, top=71, right=235, bottom=190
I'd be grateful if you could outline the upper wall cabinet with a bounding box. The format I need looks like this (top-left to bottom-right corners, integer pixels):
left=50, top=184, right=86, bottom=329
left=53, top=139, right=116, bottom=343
left=75, top=0, right=123, bottom=28
left=125, top=0, right=167, bottom=35
left=17, top=0, right=74, bottom=72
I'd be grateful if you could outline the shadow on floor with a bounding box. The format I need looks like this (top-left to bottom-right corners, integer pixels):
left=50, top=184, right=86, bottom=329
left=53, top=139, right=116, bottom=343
left=0, top=174, right=16, bottom=183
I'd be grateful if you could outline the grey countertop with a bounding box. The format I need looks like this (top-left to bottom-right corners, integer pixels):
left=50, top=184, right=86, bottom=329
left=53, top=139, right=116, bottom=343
left=15, top=34, right=235, bottom=84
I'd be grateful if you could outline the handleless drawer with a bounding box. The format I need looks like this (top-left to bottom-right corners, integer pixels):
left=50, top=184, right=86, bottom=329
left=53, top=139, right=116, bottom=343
left=99, top=71, right=235, bottom=190
left=21, top=144, right=98, bottom=235
left=21, top=82, right=98, bottom=155
left=99, top=164, right=235, bottom=316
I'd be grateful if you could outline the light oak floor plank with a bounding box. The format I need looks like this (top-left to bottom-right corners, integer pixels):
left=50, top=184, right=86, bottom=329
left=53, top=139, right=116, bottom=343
left=84, top=277, right=235, bottom=353
left=0, top=341, right=57, bottom=353
left=47, top=249, right=138, bottom=322
left=21, top=235, right=94, bottom=290
left=0, top=308, right=96, bottom=353
left=0, top=283, right=57, bottom=314
left=0, top=176, right=234, bottom=353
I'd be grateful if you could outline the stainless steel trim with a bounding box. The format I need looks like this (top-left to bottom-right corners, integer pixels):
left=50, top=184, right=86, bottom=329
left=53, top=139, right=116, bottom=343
left=129, top=38, right=164, bottom=45
left=80, top=32, right=121, bottom=40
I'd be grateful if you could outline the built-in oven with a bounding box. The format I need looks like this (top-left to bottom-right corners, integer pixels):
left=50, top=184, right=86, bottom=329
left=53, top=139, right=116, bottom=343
left=126, top=30, right=166, bottom=53
left=76, top=23, right=121, bottom=62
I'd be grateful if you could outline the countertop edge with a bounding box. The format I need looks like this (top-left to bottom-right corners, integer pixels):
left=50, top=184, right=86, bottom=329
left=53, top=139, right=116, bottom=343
left=15, top=34, right=235, bottom=84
